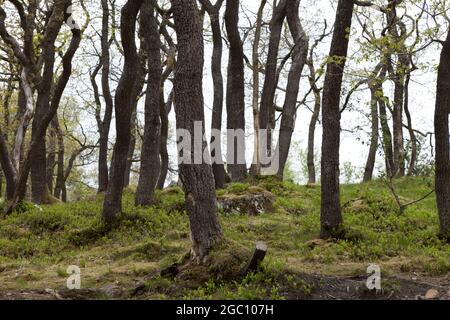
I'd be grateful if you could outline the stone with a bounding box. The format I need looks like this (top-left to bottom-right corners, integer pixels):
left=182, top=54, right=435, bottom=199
left=424, top=289, right=439, bottom=300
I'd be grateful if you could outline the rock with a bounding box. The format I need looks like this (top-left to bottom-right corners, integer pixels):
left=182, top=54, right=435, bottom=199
left=425, top=289, right=439, bottom=300
left=101, top=283, right=123, bottom=299
left=217, top=191, right=274, bottom=216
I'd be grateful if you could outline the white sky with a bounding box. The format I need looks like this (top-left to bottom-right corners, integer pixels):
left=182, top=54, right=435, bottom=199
left=66, top=0, right=443, bottom=186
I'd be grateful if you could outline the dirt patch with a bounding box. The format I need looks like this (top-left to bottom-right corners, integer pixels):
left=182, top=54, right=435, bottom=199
left=280, top=272, right=450, bottom=300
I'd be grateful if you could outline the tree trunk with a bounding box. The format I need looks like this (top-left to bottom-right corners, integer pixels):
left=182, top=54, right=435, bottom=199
left=6, top=18, right=81, bottom=214
left=363, top=86, right=380, bottom=182
left=276, top=0, right=309, bottom=178
left=386, top=1, right=407, bottom=178
left=54, top=117, right=65, bottom=200
left=98, top=0, right=115, bottom=193
left=306, top=46, right=322, bottom=185
left=225, top=0, right=247, bottom=181
left=30, top=4, right=68, bottom=205
left=171, top=0, right=223, bottom=262
left=249, top=0, right=267, bottom=177
left=200, top=0, right=227, bottom=189
left=0, top=128, right=16, bottom=199
left=46, top=118, right=58, bottom=192
left=320, top=0, right=354, bottom=239
left=136, top=0, right=162, bottom=206
left=102, top=0, right=143, bottom=225
left=434, top=29, right=450, bottom=237
left=157, top=89, right=173, bottom=189
left=259, top=0, right=287, bottom=161
left=404, top=70, right=417, bottom=176
left=377, top=64, right=395, bottom=179
left=124, top=111, right=137, bottom=187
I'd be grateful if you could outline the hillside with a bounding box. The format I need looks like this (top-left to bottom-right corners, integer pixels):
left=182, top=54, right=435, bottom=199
left=0, top=177, right=449, bottom=300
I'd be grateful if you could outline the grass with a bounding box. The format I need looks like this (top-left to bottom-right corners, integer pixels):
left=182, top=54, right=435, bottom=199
left=0, top=177, right=448, bottom=299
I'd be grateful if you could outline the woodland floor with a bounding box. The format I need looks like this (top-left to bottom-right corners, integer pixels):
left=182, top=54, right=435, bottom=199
left=0, top=177, right=449, bottom=300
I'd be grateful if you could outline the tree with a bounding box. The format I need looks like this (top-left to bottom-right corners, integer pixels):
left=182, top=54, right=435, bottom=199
left=6, top=1, right=82, bottom=213
left=102, top=0, right=143, bottom=225
left=276, top=0, right=309, bottom=177
left=171, top=0, right=222, bottom=261
left=225, top=0, right=247, bottom=181
left=97, top=0, right=115, bottom=193
left=320, top=0, right=354, bottom=239
left=434, top=27, right=450, bottom=238
left=259, top=0, right=287, bottom=164
left=200, top=0, right=228, bottom=189
left=135, top=0, right=162, bottom=206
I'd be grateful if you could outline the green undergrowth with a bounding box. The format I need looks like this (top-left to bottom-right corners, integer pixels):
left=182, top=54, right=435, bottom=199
left=0, top=177, right=448, bottom=298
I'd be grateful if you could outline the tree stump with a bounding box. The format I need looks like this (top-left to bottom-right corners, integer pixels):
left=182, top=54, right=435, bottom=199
left=242, top=241, right=267, bottom=276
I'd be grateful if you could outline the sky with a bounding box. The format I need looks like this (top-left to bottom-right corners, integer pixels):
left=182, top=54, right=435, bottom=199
left=66, top=0, right=444, bottom=187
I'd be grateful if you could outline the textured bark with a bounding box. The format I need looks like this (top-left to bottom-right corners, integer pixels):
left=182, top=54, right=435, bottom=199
left=124, top=110, right=137, bottom=188
left=377, top=65, right=395, bottom=178
left=7, top=22, right=81, bottom=214
left=54, top=118, right=65, bottom=200
left=102, top=0, right=143, bottom=225
left=363, top=85, right=380, bottom=182
left=225, top=0, right=247, bottom=181
left=249, top=0, right=267, bottom=177
left=200, top=0, right=227, bottom=189
left=157, top=90, right=173, bottom=189
left=30, top=3, right=69, bottom=204
left=320, top=0, right=354, bottom=239
left=386, top=1, right=407, bottom=178
left=0, top=76, right=17, bottom=199
left=259, top=0, right=287, bottom=159
left=46, top=118, right=58, bottom=192
left=98, top=0, right=115, bottom=193
left=276, top=0, right=309, bottom=178
left=136, top=0, right=162, bottom=206
left=0, top=127, right=16, bottom=199
left=0, top=3, right=36, bottom=174
left=171, top=0, right=223, bottom=261
left=434, top=29, right=450, bottom=237
left=306, top=43, right=322, bottom=185
left=404, top=71, right=417, bottom=176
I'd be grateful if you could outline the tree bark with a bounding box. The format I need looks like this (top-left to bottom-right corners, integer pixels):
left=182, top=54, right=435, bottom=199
left=98, top=0, right=115, bottom=193
left=276, top=0, right=309, bottom=178
left=54, top=117, right=65, bottom=200
left=102, top=0, right=143, bottom=225
left=136, top=0, right=162, bottom=206
left=200, top=0, right=227, bottom=189
left=30, top=3, right=70, bottom=205
left=46, top=118, right=58, bottom=192
left=306, top=42, right=322, bottom=185
left=377, top=65, right=395, bottom=178
left=320, top=0, right=354, bottom=239
left=157, top=89, right=173, bottom=189
left=363, top=64, right=383, bottom=182
left=6, top=18, right=81, bottom=214
left=171, top=0, right=223, bottom=262
left=404, top=70, right=417, bottom=176
left=386, top=1, right=407, bottom=178
left=249, top=0, right=267, bottom=177
left=363, top=86, right=380, bottom=182
left=225, top=0, right=247, bottom=181
left=434, top=28, right=450, bottom=237
left=259, top=0, right=287, bottom=161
